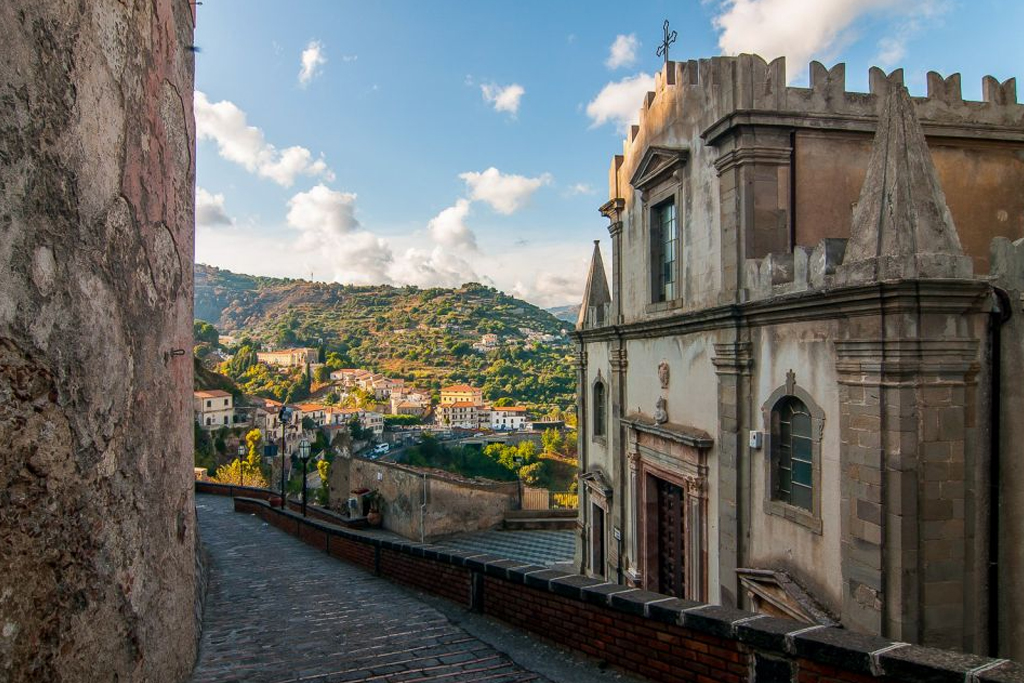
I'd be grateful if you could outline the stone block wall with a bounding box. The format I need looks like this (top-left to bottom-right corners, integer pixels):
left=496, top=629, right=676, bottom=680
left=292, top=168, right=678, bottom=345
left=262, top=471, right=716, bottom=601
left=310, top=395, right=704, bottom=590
left=340, top=457, right=520, bottom=541
left=0, top=2, right=196, bottom=681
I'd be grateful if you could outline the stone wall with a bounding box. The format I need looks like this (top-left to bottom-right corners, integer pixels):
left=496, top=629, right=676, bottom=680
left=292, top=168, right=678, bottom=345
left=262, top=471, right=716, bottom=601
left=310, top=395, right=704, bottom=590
left=233, top=495, right=1024, bottom=683
left=0, top=2, right=196, bottom=681
left=332, top=457, right=520, bottom=541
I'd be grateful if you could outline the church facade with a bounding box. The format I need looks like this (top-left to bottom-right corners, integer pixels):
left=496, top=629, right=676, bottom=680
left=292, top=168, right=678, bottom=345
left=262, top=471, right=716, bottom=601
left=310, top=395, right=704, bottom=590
left=573, top=55, right=1024, bottom=659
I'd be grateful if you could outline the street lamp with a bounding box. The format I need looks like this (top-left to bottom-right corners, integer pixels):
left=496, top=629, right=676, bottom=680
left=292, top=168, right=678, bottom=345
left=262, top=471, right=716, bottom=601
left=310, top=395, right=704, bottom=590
left=298, top=439, right=312, bottom=517
left=278, top=406, right=293, bottom=509
left=237, top=444, right=246, bottom=487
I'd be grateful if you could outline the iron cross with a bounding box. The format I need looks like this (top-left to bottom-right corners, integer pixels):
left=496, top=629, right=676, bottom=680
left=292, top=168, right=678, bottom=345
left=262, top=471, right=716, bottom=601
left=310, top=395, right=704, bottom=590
left=656, top=19, right=678, bottom=63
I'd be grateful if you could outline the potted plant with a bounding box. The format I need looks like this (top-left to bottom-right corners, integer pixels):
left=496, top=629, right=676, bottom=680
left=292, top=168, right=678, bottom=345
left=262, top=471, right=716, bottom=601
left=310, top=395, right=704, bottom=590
left=365, top=489, right=383, bottom=527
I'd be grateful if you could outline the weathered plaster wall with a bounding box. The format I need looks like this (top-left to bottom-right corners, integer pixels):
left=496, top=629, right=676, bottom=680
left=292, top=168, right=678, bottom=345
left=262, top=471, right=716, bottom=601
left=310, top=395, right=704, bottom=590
left=626, top=333, right=723, bottom=595
left=0, top=2, right=196, bottom=681
left=346, top=459, right=519, bottom=541
left=794, top=133, right=1024, bottom=273
left=748, top=322, right=844, bottom=614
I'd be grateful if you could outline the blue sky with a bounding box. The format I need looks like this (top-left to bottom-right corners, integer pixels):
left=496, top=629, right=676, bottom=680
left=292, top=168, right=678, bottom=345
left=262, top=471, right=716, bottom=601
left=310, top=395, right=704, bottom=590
left=194, top=0, right=1023, bottom=308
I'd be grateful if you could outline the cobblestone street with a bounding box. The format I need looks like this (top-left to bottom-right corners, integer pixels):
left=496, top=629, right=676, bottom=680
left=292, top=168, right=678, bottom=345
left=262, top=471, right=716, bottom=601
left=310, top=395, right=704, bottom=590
left=190, top=496, right=640, bottom=683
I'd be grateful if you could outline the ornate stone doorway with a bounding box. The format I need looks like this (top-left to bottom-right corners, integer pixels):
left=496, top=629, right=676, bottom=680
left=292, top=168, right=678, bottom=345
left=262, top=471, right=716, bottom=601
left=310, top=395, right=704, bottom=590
left=624, top=416, right=712, bottom=601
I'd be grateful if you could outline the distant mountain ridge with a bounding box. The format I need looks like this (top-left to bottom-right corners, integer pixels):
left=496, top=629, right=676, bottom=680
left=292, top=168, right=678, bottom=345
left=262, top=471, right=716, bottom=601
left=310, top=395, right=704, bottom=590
left=546, top=304, right=581, bottom=324
left=194, top=265, right=576, bottom=409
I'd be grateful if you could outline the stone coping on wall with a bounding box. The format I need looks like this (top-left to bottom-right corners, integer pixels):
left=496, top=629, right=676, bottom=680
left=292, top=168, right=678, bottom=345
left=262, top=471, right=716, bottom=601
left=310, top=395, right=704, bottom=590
left=201, top=484, right=1024, bottom=683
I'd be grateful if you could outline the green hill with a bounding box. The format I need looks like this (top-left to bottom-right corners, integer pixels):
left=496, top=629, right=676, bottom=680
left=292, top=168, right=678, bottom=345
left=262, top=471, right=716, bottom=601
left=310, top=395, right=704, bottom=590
left=194, top=265, right=576, bottom=410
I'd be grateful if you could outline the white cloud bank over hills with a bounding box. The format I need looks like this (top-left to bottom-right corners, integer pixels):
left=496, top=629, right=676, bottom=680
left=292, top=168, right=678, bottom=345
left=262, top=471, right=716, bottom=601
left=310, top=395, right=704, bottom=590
left=195, top=166, right=585, bottom=306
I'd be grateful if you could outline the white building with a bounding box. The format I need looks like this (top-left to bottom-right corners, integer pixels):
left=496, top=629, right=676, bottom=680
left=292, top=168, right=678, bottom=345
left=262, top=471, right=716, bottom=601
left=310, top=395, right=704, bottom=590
left=193, top=390, right=235, bottom=429
left=490, top=406, right=529, bottom=431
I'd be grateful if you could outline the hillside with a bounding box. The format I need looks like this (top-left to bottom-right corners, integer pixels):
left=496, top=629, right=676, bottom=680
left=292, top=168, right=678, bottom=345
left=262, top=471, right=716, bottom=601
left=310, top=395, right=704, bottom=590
left=195, top=265, right=576, bottom=410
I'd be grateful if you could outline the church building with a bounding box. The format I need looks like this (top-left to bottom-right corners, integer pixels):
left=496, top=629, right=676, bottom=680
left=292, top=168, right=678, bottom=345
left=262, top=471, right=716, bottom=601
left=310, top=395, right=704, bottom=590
left=573, top=54, right=1024, bottom=659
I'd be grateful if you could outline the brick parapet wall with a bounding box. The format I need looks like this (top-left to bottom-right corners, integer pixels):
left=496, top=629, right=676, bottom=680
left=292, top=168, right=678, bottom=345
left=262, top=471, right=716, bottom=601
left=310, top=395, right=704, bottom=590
left=209, top=488, right=1024, bottom=683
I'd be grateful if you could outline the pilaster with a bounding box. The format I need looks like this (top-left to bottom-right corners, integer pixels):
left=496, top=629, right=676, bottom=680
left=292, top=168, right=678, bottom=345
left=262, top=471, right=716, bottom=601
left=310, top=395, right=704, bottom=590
left=836, top=332, right=979, bottom=649
left=573, top=344, right=589, bottom=573
left=610, top=345, right=628, bottom=581
left=712, top=340, right=754, bottom=607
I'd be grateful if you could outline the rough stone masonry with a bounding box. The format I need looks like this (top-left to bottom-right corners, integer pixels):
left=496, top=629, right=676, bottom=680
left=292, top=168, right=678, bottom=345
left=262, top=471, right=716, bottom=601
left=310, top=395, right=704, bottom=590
left=0, top=2, right=196, bottom=681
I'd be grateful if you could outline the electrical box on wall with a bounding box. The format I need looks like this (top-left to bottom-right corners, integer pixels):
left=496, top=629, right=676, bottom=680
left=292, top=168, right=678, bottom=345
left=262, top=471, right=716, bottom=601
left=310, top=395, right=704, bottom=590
left=748, top=430, right=763, bottom=449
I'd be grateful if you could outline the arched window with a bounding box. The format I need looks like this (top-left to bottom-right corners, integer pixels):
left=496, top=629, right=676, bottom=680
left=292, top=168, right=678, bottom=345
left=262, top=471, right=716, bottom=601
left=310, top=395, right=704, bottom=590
left=771, top=396, right=813, bottom=511
left=593, top=379, right=606, bottom=439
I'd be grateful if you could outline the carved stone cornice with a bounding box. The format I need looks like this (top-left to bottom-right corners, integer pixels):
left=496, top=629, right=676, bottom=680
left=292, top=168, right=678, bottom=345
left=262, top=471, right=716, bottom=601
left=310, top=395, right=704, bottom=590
left=575, top=279, right=990, bottom=344
left=600, top=198, right=625, bottom=223
left=622, top=414, right=714, bottom=450
left=713, top=146, right=792, bottom=176
left=712, top=341, right=754, bottom=376
left=835, top=338, right=979, bottom=384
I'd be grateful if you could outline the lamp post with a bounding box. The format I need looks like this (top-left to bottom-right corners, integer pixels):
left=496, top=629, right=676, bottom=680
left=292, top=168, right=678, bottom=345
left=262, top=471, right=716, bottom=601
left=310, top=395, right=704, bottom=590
left=278, top=406, right=293, bottom=509
left=237, top=444, right=246, bottom=487
left=298, top=439, right=312, bottom=517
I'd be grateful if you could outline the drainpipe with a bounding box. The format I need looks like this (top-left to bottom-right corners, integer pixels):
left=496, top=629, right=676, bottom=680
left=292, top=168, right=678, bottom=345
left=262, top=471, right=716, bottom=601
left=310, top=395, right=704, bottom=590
left=988, top=286, right=1011, bottom=656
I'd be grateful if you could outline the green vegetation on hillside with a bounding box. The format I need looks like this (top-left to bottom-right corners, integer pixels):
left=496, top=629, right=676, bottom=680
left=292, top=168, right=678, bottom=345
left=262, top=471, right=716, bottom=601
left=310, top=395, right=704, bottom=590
left=195, top=264, right=576, bottom=411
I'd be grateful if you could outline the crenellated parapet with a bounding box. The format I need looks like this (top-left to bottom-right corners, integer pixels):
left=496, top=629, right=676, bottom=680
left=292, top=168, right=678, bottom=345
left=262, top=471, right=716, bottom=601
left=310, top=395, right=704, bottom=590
left=744, top=238, right=848, bottom=300
left=990, top=237, right=1024, bottom=292
left=611, top=54, right=1023, bottom=201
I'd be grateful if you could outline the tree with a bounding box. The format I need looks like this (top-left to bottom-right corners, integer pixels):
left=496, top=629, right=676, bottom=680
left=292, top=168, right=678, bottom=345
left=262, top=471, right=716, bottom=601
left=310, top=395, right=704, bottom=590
left=518, top=462, right=542, bottom=486
left=245, top=428, right=262, bottom=459
left=213, top=448, right=269, bottom=488
left=194, top=319, right=219, bottom=345
left=494, top=397, right=515, bottom=407
left=315, top=460, right=331, bottom=506
left=542, top=428, right=564, bottom=454
left=314, top=365, right=331, bottom=383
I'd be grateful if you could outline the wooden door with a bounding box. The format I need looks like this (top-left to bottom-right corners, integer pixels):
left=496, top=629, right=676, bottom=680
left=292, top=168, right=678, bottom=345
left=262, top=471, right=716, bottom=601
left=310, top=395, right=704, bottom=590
left=656, top=478, right=685, bottom=597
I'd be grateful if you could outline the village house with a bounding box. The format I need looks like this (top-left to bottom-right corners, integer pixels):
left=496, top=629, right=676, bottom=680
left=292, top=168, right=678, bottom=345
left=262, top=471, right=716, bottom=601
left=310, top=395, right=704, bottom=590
left=193, top=390, right=236, bottom=429
left=436, top=401, right=480, bottom=430
left=256, top=347, right=318, bottom=368
left=574, top=55, right=1024, bottom=659
left=490, top=405, right=529, bottom=431
left=440, top=384, right=484, bottom=405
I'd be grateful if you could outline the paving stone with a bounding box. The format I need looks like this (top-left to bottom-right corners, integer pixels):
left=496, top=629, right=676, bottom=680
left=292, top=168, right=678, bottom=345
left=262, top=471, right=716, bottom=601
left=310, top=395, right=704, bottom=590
left=191, top=495, right=549, bottom=683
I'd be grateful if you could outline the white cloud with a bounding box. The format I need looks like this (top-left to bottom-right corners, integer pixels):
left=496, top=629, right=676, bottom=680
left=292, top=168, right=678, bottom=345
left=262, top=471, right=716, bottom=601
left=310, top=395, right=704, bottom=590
left=874, top=0, right=951, bottom=67
left=480, top=83, right=526, bottom=115
left=194, top=91, right=334, bottom=187
left=459, top=167, right=552, bottom=215
left=390, top=246, right=485, bottom=289
left=283, top=185, right=395, bottom=285
left=567, top=183, right=596, bottom=196
left=298, top=40, right=327, bottom=86
left=196, top=187, right=232, bottom=227
left=585, top=73, right=655, bottom=131
left=427, top=199, right=477, bottom=250
left=711, top=0, right=951, bottom=81
left=286, top=184, right=359, bottom=240
left=606, top=33, right=640, bottom=69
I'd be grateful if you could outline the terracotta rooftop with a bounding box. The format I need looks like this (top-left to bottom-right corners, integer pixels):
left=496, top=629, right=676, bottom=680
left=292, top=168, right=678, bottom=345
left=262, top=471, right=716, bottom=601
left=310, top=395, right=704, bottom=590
left=194, top=390, right=231, bottom=398
left=441, top=384, right=479, bottom=392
